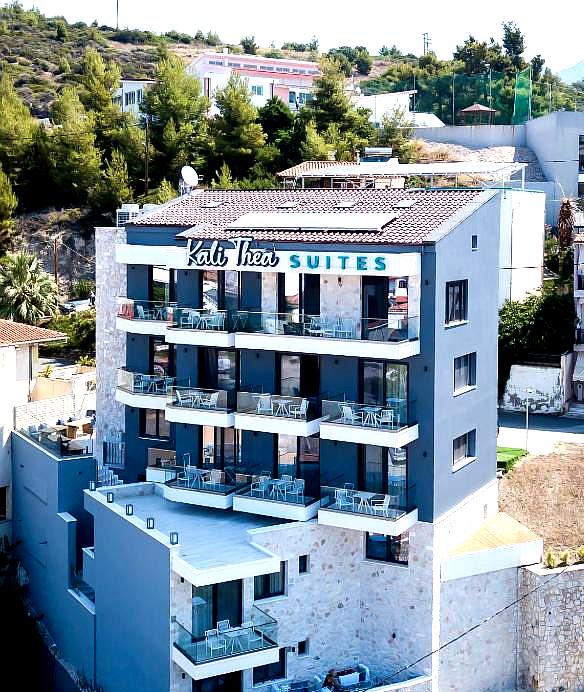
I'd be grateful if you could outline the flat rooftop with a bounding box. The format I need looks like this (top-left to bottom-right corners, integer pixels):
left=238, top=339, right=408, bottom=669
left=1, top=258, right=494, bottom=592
left=96, top=483, right=285, bottom=572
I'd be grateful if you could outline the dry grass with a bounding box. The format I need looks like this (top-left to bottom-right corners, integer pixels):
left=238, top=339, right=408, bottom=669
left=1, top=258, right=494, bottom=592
left=498, top=442, right=584, bottom=552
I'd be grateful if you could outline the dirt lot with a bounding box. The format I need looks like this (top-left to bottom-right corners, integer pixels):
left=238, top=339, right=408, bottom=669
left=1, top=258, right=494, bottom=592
left=499, top=442, right=584, bottom=552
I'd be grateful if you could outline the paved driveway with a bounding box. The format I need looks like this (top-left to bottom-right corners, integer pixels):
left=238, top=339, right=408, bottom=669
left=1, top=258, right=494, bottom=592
left=498, top=411, right=584, bottom=454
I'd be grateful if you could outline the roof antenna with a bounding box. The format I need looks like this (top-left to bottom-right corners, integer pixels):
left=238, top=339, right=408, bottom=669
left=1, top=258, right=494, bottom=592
left=180, top=166, right=199, bottom=195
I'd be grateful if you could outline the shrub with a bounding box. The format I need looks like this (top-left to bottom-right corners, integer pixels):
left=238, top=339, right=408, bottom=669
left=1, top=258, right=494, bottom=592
left=42, top=311, right=96, bottom=356
left=70, top=279, right=95, bottom=300
left=544, top=548, right=558, bottom=569
left=559, top=550, right=571, bottom=566
left=577, top=546, right=584, bottom=563
left=37, top=363, right=53, bottom=378
left=76, top=355, right=96, bottom=367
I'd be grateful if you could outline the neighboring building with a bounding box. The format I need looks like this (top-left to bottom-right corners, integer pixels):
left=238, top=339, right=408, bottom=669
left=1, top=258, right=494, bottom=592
left=0, top=320, right=66, bottom=539
left=11, top=187, right=546, bottom=692
left=414, top=111, right=584, bottom=224
left=353, top=90, right=415, bottom=125
left=186, top=51, right=320, bottom=114
left=572, top=233, right=584, bottom=404
left=112, top=79, right=155, bottom=117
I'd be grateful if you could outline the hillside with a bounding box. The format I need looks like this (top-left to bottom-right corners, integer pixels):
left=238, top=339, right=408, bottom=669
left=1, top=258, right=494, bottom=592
left=558, top=59, right=584, bottom=86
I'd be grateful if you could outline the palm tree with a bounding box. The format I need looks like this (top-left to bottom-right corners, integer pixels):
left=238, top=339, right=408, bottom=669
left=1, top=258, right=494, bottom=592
left=0, top=252, right=59, bottom=324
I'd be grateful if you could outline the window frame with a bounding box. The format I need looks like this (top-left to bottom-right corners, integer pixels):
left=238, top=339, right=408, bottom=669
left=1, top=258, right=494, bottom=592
left=452, top=429, right=477, bottom=472
left=445, top=279, right=468, bottom=326
left=254, top=562, right=286, bottom=600
left=365, top=532, right=409, bottom=565
left=139, top=409, right=171, bottom=440
left=298, top=554, right=310, bottom=574
left=453, top=352, right=477, bottom=395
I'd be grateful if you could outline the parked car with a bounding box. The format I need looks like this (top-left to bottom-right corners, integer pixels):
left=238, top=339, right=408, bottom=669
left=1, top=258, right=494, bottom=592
left=58, top=302, right=75, bottom=315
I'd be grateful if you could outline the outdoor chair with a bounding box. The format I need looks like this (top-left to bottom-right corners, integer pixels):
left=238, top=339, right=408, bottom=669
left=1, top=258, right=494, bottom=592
left=202, top=469, right=223, bottom=490
left=205, top=628, right=226, bottom=657
left=210, top=312, right=225, bottom=330
left=250, top=476, right=271, bottom=497
left=289, top=398, right=308, bottom=419
left=256, top=394, right=273, bottom=415
left=241, top=621, right=263, bottom=648
left=371, top=495, right=391, bottom=517
left=305, top=315, right=324, bottom=337
left=378, top=409, right=394, bottom=428
left=335, top=488, right=355, bottom=510
left=287, top=478, right=305, bottom=502
left=175, top=389, right=193, bottom=407
left=340, top=405, right=362, bottom=425
left=201, top=391, right=220, bottom=409
left=281, top=474, right=293, bottom=482
left=216, top=620, right=230, bottom=634
left=180, top=309, right=200, bottom=329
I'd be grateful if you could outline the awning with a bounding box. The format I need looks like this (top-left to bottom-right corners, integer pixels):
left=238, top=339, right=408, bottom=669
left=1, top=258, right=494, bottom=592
left=573, top=352, right=584, bottom=381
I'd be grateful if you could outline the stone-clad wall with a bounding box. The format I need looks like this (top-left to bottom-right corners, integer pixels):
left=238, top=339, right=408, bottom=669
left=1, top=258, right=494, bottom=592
left=438, top=567, right=518, bottom=692
left=95, top=227, right=127, bottom=465
left=518, top=563, right=584, bottom=691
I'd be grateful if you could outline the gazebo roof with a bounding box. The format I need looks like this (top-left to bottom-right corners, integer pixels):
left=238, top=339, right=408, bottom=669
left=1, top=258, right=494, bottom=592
left=459, top=102, right=496, bottom=113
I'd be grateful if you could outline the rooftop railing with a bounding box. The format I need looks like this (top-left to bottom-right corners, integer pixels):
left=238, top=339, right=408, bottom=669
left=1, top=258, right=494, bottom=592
left=173, top=605, right=277, bottom=665
left=233, top=311, right=416, bottom=343
left=21, top=422, right=94, bottom=458
left=117, top=298, right=176, bottom=321
left=167, top=386, right=230, bottom=412
left=116, top=368, right=186, bottom=395
left=167, top=468, right=254, bottom=495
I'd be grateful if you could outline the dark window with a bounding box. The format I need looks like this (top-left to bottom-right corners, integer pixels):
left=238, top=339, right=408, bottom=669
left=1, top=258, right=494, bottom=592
left=149, top=267, right=175, bottom=303
left=0, top=486, right=6, bottom=520
left=579, top=135, right=584, bottom=173
left=471, top=234, right=478, bottom=250
left=140, top=409, right=171, bottom=439
left=253, top=648, right=287, bottom=685
left=297, top=639, right=308, bottom=656
left=454, top=353, right=476, bottom=393
left=150, top=337, right=174, bottom=376
left=298, top=555, right=309, bottom=574
left=254, top=562, right=286, bottom=600
left=365, top=532, right=409, bottom=564
left=445, top=280, right=468, bottom=325
left=361, top=361, right=408, bottom=409
left=453, top=430, right=476, bottom=467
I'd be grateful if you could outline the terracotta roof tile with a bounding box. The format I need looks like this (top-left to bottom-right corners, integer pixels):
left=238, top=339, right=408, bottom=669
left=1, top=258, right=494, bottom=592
left=0, top=320, right=67, bottom=346
left=276, top=160, right=350, bottom=178
left=132, top=188, right=488, bottom=246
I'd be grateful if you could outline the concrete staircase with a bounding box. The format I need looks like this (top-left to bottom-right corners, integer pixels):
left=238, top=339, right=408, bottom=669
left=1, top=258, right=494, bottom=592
left=96, top=465, right=123, bottom=487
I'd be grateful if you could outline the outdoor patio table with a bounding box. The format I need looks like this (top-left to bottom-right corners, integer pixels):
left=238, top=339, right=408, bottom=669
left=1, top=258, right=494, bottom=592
left=269, top=479, right=292, bottom=500
left=224, top=626, right=246, bottom=653
left=362, top=406, right=382, bottom=427
left=185, top=468, right=210, bottom=488
left=274, top=399, right=292, bottom=416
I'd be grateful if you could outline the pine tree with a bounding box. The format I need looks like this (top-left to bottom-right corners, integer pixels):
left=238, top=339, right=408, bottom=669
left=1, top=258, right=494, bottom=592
left=90, top=149, right=133, bottom=213
left=211, top=73, right=266, bottom=178
left=0, top=164, right=17, bottom=255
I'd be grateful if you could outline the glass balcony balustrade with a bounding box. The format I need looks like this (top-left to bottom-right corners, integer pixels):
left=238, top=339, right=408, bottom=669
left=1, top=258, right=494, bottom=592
left=167, top=387, right=230, bottom=412
left=321, top=399, right=414, bottom=431
left=320, top=482, right=414, bottom=522
left=237, top=391, right=315, bottom=421
left=117, top=298, right=176, bottom=322
left=171, top=307, right=229, bottom=332
left=116, top=368, right=186, bottom=396
left=173, top=606, right=278, bottom=665
left=166, top=468, right=255, bottom=496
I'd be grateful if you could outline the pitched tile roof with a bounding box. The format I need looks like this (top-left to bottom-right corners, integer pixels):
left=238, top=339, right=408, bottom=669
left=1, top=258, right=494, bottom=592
left=276, top=160, right=350, bottom=178
left=0, top=320, right=67, bottom=346
left=132, top=188, right=490, bottom=246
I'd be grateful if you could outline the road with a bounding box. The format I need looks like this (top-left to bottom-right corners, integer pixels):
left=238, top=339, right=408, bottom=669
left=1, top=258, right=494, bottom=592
left=498, top=411, right=584, bottom=454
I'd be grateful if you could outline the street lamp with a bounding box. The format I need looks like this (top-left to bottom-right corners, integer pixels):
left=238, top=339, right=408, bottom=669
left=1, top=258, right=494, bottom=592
left=525, top=387, right=534, bottom=452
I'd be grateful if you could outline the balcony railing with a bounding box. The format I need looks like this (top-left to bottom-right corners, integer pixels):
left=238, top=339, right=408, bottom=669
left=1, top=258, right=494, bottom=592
left=171, top=307, right=229, bottom=332
left=117, top=298, right=175, bottom=321
left=237, top=391, right=316, bottom=421
left=320, top=483, right=413, bottom=521
left=321, top=398, right=413, bottom=430
left=167, top=468, right=254, bottom=496
left=173, top=606, right=277, bottom=665
left=167, top=387, right=230, bottom=412
left=235, top=474, right=317, bottom=507
left=21, top=423, right=94, bottom=458
left=116, top=368, right=186, bottom=395
left=234, top=311, right=415, bottom=343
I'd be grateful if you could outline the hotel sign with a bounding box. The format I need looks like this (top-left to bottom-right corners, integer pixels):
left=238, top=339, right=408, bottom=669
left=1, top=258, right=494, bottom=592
left=186, top=237, right=398, bottom=274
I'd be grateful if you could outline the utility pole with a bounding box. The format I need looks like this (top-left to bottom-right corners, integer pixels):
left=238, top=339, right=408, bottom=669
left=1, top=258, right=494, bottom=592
left=116, top=0, right=119, bottom=30
left=53, top=236, right=59, bottom=289
left=144, top=116, right=150, bottom=195
left=422, top=33, right=431, bottom=56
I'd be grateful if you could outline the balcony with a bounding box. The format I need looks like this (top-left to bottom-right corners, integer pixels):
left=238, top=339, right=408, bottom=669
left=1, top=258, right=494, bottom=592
left=172, top=606, right=279, bottom=680
left=162, top=469, right=253, bottom=510
left=234, top=391, right=324, bottom=436
left=318, top=485, right=418, bottom=536
left=577, top=328, right=584, bottom=345
left=319, top=399, right=418, bottom=448
left=233, top=474, right=321, bottom=521
left=116, top=298, right=175, bottom=336
left=19, top=423, right=94, bottom=458
left=577, top=275, right=584, bottom=293
left=233, top=312, right=419, bottom=359
left=165, top=387, right=234, bottom=427
left=165, top=307, right=234, bottom=347
left=115, top=368, right=183, bottom=410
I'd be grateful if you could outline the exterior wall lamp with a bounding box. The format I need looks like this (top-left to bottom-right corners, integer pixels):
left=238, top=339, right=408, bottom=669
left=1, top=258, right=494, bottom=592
left=106, top=492, right=114, bottom=503
left=125, top=503, right=134, bottom=516
left=169, top=532, right=179, bottom=545
left=146, top=517, right=155, bottom=529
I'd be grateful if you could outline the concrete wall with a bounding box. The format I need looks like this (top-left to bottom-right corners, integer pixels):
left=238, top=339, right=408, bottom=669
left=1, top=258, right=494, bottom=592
left=438, top=567, right=518, bottom=692
left=414, top=125, right=526, bottom=148
left=95, top=226, right=127, bottom=466
left=11, top=432, right=96, bottom=681
left=518, top=563, right=584, bottom=691
left=86, top=491, right=172, bottom=692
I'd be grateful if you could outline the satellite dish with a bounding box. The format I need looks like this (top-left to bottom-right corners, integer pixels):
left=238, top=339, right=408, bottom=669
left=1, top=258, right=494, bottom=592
left=180, top=166, right=199, bottom=194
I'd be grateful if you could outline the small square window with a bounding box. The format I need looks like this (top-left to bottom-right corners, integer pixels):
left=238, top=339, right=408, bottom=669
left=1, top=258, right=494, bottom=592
left=254, top=562, right=286, bottom=600
left=453, top=430, right=477, bottom=470
left=445, top=279, right=468, bottom=325
left=471, top=235, right=478, bottom=250
left=298, top=555, right=309, bottom=574
left=297, top=639, right=308, bottom=656
left=365, top=532, right=409, bottom=564
left=454, top=352, right=476, bottom=393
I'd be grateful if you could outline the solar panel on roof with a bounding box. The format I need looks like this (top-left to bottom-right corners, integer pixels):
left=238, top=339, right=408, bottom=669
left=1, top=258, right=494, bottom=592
left=227, top=212, right=397, bottom=232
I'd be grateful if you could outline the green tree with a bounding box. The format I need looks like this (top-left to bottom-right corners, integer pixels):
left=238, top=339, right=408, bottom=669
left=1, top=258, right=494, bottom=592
left=79, top=47, right=121, bottom=114
left=300, top=120, right=334, bottom=160
left=55, top=20, right=68, bottom=41
left=376, top=108, right=419, bottom=162
left=240, top=36, right=258, bottom=55
left=211, top=73, right=267, bottom=178
left=502, top=21, right=526, bottom=70
left=0, top=164, right=17, bottom=255
left=0, top=252, right=59, bottom=323
left=141, top=50, right=209, bottom=181
left=43, top=311, right=96, bottom=355
left=308, top=58, right=374, bottom=150
left=258, top=97, right=294, bottom=143
left=47, top=88, right=101, bottom=204
left=90, top=149, right=133, bottom=213
left=138, top=178, right=177, bottom=204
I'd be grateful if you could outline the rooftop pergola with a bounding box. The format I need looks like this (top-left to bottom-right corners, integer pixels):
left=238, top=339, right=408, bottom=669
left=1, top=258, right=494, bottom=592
left=458, top=102, right=497, bottom=125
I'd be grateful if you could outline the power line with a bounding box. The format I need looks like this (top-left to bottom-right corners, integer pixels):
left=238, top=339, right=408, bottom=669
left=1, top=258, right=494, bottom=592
left=377, top=563, right=570, bottom=686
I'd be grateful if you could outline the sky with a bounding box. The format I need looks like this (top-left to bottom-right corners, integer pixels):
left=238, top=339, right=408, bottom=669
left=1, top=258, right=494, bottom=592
left=19, top=1, right=584, bottom=73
